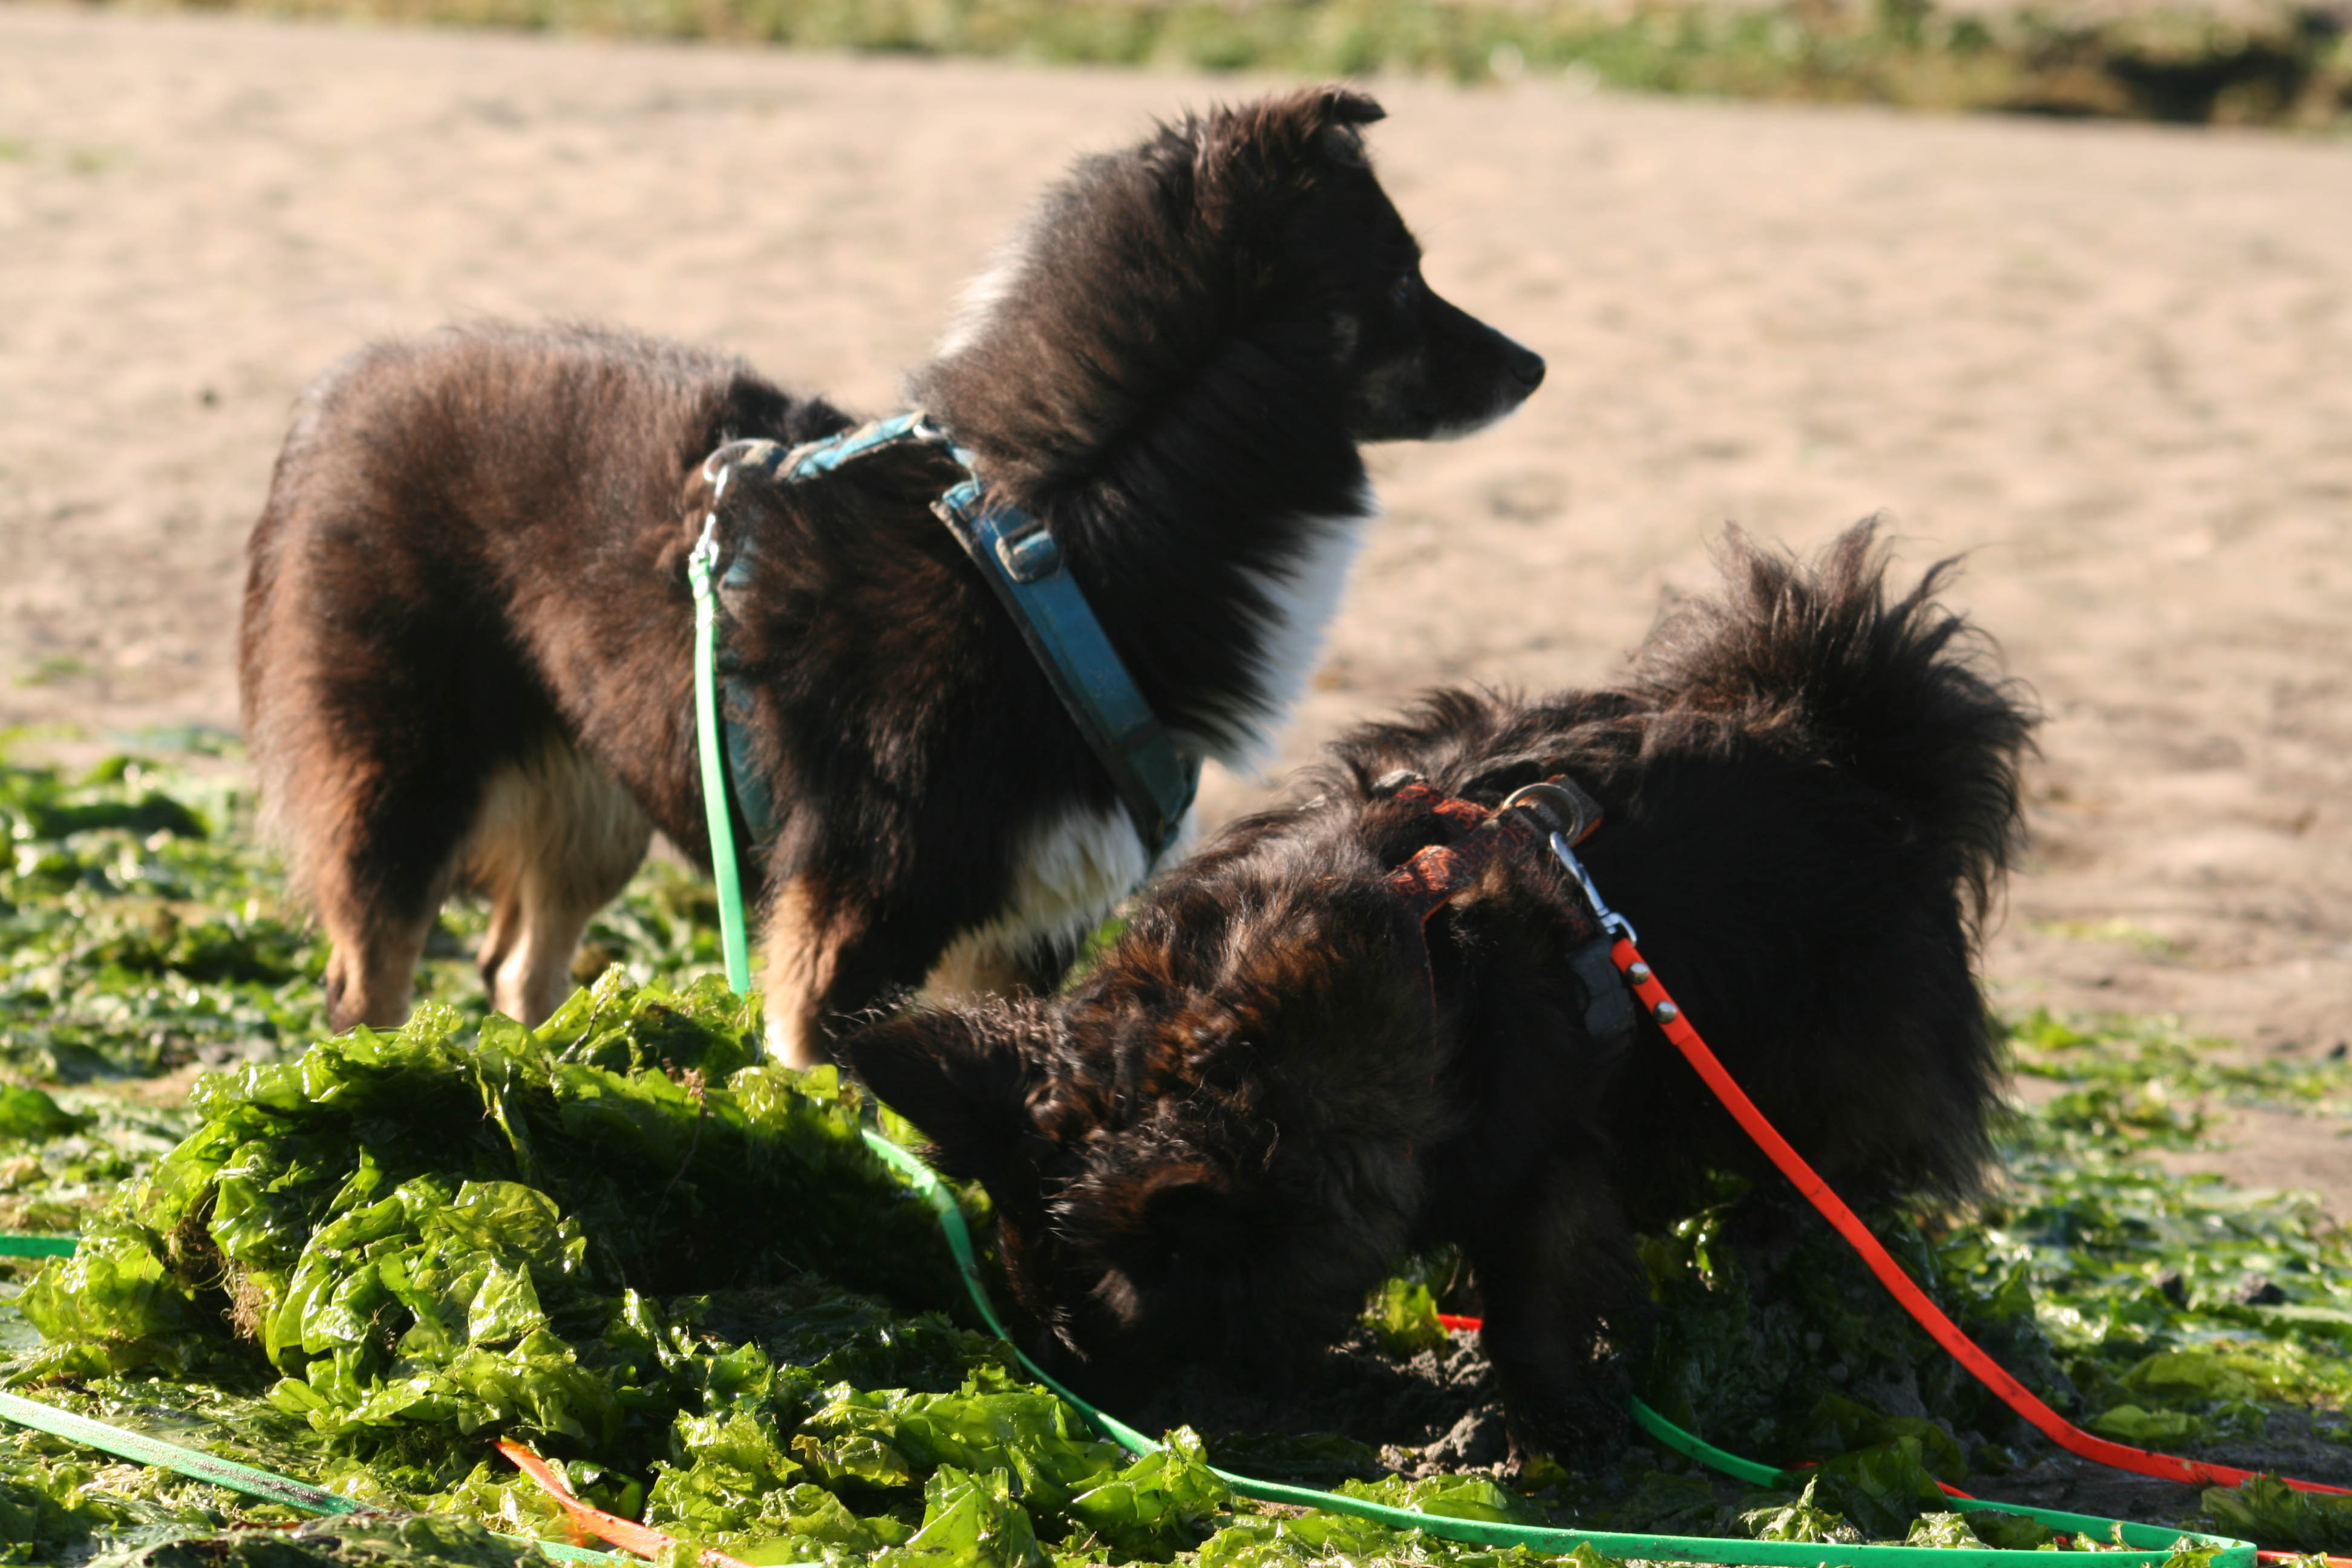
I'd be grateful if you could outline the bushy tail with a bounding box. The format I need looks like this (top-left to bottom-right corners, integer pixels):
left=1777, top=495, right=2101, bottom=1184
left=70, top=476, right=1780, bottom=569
left=1630, top=519, right=2039, bottom=933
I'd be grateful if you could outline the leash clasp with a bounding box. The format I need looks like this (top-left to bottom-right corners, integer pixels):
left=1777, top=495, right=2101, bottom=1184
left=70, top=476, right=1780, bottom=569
left=1498, top=777, right=1638, bottom=946
left=1545, top=830, right=1636, bottom=947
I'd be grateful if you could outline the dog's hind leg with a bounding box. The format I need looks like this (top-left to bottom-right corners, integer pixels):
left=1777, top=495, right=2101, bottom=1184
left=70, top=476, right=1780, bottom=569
left=315, top=858, right=452, bottom=1035
left=284, top=750, right=479, bottom=1036
left=465, top=740, right=653, bottom=1027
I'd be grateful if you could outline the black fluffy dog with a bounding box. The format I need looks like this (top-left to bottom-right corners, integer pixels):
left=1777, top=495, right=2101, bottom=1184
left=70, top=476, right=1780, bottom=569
left=845, top=523, right=2037, bottom=1460
left=239, top=87, right=1543, bottom=1062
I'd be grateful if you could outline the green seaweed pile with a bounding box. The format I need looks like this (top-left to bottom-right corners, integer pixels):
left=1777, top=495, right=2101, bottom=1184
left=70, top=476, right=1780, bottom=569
left=13, top=748, right=2352, bottom=1566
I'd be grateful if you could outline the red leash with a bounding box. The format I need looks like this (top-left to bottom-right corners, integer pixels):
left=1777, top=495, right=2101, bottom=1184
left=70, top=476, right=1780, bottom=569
left=1383, top=777, right=2352, bottom=1499
left=1609, top=934, right=2351, bottom=1496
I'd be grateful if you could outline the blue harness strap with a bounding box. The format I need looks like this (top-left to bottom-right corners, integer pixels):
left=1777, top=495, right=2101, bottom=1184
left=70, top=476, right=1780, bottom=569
left=694, top=414, right=1198, bottom=859
left=928, top=476, right=1198, bottom=855
left=697, top=417, right=959, bottom=846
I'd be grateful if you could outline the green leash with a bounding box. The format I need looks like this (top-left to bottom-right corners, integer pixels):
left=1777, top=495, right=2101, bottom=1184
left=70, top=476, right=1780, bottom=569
left=689, top=480, right=754, bottom=996
left=0, top=1386, right=363, bottom=1515
left=1621, top=1399, right=2229, bottom=1552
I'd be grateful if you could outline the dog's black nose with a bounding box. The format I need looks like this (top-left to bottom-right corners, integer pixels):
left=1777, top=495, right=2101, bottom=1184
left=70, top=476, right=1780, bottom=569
left=1508, top=344, right=1547, bottom=390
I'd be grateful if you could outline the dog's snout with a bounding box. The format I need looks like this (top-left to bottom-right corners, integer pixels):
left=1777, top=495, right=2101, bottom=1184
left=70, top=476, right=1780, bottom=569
left=1506, top=342, right=1546, bottom=391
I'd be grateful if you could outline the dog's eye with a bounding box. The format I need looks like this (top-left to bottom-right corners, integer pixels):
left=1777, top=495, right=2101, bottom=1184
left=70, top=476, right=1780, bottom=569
left=1388, top=273, right=1417, bottom=309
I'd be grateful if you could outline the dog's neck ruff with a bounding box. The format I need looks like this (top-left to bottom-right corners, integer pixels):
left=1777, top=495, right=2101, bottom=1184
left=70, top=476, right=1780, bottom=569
left=696, top=413, right=1200, bottom=858
left=1376, top=774, right=1640, bottom=1055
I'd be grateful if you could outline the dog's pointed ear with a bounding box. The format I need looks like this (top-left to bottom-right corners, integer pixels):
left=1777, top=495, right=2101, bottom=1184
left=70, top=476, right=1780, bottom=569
left=1302, top=84, right=1387, bottom=133
left=1195, top=86, right=1388, bottom=202
left=840, top=1008, right=1035, bottom=1191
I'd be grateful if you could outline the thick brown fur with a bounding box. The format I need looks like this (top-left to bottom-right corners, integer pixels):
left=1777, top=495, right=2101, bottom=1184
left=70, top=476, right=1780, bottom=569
left=239, top=87, right=1543, bottom=1058
left=841, top=521, right=2037, bottom=1462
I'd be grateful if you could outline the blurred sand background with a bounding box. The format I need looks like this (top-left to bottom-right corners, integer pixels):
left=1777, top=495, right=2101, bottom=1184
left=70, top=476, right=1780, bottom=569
left=3, top=4, right=2349, bottom=1183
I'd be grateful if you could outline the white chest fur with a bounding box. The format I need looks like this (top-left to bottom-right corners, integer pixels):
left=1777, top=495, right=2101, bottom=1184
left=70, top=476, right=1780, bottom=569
left=927, top=497, right=1373, bottom=997
left=1209, top=497, right=1374, bottom=774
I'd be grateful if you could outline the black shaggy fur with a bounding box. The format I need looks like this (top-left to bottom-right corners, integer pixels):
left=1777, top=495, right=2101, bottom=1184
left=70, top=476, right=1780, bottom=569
left=844, top=522, right=2038, bottom=1462
left=238, top=87, right=1543, bottom=1062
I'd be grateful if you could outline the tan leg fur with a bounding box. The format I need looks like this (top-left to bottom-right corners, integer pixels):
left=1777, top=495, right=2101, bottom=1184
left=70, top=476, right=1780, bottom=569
left=761, top=874, right=864, bottom=1068
left=464, top=741, right=653, bottom=1026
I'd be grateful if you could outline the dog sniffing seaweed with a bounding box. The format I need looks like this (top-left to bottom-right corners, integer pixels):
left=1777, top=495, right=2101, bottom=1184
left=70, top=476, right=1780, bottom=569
left=238, top=86, right=1543, bottom=1064
left=844, top=522, right=2037, bottom=1464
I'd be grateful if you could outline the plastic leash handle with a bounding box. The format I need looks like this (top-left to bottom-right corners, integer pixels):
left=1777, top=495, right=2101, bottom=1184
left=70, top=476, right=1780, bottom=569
left=858, top=1128, right=2252, bottom=1568
left=495, top=1438, right=787, bottom=1568
left=1610, top=933, right=2352, bottom=1498
left=688, top=480, right=754, bottom=998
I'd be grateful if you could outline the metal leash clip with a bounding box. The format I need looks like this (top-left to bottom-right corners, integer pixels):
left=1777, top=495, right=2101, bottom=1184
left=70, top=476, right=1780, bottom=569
left=1500, top=777, right=1641, bottom=1055
left=1547, top=830, right=1636, bottom=947
left=1503, top=777, right=1638, bottom=947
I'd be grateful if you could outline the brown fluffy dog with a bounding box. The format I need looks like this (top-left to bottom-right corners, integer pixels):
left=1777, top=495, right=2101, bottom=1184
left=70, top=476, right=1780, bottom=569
left=843, top=524, right=2036, bottom=1460
left=238, top=88, right=1543, bottom=1061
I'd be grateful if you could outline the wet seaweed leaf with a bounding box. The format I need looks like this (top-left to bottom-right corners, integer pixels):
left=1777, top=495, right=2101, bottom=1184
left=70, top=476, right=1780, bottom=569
left=1805, top=1439, right=1949, bottom=1540
left=83, top=1512, right=562, bottom=1567
left=1367, top=1277, right=1448, bottom=1360
left=1742, top=1475, right=1861, bottom=1544
left=1964, top=1509, right=2057, bottom=1550
left=2202, top=1475, right=2352, bottom=1554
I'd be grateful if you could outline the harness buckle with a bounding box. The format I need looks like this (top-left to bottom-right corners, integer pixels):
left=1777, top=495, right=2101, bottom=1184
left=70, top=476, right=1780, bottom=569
left=995, top=523, right=1063, bottom=583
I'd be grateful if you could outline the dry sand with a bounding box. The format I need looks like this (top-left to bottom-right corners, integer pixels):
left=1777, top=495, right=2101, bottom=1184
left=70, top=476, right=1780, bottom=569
left=4, top=5, right=2350, bottom=1189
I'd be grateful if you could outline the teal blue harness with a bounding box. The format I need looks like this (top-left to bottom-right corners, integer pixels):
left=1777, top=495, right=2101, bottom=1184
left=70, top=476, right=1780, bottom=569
left=686, top=414, right=1200, bottom=986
